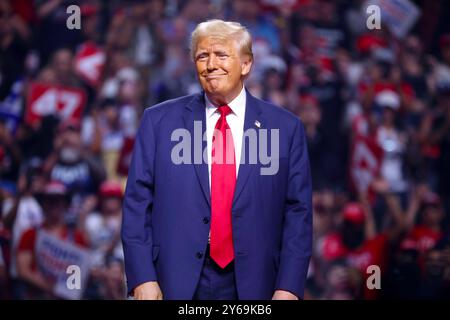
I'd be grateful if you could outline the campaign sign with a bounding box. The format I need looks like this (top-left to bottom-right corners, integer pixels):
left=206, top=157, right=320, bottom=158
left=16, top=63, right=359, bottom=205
left=75, top=42, right=106, bottom=88
left=350, top=135, right=383, bottom=194
left=35, top=230, right=91, bottom=300
left=364, top=0, right=420, bottom=38
left=26, top=82, right=86, bottom=126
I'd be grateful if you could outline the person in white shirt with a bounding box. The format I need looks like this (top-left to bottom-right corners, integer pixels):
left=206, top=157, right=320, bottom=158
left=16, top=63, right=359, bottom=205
left=2, top=164, right=44, bottom=288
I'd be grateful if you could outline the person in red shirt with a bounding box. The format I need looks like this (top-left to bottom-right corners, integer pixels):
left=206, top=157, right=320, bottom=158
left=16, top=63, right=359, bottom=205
left=397, top=186, right=445, bottom=278
left=321, top=202, right=389, bottom=270
left=16, top=181, right=87, bottom=299
left=319, top=182, right=406, bottom=299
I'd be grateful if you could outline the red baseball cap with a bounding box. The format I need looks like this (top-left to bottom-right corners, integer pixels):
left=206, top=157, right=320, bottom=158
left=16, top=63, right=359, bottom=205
left=80, top=4, right=98, bottom=17
left=399, top=237, right=417, bottom=251
left=43, top=181, right=68, bottom=196
left=342, top=202, right=366, bottom=225
left=356, top=34, right=388, bottom=54
left=99, top=180, right=123, bottom=198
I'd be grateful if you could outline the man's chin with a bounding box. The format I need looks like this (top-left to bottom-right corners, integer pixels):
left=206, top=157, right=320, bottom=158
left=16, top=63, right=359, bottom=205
left=204, top=87, right=226, bottom=97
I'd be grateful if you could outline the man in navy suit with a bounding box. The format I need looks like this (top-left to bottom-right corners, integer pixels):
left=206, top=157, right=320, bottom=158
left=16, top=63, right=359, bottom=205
left=121, top=19, right=312, bottom=300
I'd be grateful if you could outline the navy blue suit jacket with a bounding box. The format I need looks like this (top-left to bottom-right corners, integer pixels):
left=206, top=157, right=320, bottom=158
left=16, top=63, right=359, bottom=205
left=121, top=91, right=312, bottom=299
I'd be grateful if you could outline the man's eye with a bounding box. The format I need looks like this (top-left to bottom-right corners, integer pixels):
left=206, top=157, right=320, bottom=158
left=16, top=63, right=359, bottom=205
left=197, top=54, right=207, bottom=61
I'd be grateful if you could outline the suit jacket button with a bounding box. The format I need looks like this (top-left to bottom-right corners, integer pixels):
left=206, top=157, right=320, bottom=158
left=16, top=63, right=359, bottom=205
left=196, top=252, right=203, bottom=259
left=203, top=217, right=210, bottom=224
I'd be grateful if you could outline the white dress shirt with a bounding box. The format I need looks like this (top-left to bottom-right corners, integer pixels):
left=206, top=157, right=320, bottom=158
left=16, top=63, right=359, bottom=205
left=205, top=86, right=246, bottom=189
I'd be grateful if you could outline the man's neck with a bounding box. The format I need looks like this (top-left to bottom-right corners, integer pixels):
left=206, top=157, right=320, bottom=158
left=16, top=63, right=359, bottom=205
left=205, top=84, right=244, bottom=106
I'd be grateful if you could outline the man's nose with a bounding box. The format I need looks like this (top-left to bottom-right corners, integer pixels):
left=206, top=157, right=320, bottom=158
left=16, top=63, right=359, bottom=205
left=206, top=56, right=217, bottom=71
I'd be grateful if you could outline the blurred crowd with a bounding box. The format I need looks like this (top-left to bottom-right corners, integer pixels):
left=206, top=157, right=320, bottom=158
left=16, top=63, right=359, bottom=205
left=1, top=0, right=450, bottom=299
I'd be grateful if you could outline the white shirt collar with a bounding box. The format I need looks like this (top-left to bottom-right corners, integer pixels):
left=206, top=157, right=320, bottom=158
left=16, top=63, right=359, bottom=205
left=205, top=86, right=246, bottom=119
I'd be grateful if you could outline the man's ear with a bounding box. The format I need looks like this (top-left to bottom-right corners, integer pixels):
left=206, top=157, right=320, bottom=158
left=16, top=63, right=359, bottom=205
left=241, top=56, right=253, bottom=77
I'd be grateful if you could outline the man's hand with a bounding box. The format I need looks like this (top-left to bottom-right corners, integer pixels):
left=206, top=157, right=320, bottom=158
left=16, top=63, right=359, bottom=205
left=272, top=290, right=299, bottom=300
left=133, top=281, right=163, bottom=300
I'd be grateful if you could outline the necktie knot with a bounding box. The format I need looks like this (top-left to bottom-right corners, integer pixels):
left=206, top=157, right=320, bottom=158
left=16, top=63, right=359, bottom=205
left=217, top=105, right=232, bottom=117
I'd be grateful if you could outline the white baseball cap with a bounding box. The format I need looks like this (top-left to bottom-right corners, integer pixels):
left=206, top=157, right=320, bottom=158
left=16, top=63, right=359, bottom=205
left=375, top=90, right=400, bottom=110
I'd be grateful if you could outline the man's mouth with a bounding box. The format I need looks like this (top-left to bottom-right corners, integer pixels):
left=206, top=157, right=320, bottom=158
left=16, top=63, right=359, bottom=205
left=204, top=74, right=226, bottom=80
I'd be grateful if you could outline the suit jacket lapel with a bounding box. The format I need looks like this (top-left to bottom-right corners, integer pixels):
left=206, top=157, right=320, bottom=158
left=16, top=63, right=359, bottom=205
left=182, top=93, right=211, bottom=207
left=233, top=90, right=263, bottom=208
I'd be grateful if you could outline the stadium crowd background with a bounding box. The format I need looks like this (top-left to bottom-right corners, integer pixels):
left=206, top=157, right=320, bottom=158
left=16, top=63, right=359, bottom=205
left=0, top=0, right=450, bottom=299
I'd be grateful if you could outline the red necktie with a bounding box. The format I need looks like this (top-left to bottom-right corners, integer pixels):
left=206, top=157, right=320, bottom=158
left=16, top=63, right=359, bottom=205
left=210, top=105, right=236, bottom=268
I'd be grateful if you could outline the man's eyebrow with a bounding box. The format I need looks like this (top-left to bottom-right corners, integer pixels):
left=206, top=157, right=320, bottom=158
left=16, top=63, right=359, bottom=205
left=195, top=51, right=208, bottom=57
left=214, top=50, right=228, bottom=55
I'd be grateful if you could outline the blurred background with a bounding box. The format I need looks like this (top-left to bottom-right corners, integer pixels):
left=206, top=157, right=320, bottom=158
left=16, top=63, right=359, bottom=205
left=1, top=0, right=450, bottom=300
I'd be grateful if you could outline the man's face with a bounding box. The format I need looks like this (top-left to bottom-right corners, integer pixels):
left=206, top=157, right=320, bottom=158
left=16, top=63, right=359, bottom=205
left=42, top=196, right=67, bottom=222
left=52, top=49, right=73, bottom=78
left=58, top=129, right=82, bottom=163
left=423, top=205, right=443, bottom=226
left=194, top=36, right=252, bottom=102
left=101, top=197, right=122, bottom=215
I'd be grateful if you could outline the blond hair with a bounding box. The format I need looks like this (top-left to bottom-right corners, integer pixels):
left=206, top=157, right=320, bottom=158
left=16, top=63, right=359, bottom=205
left=190, top=19, right=253, bottom=60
